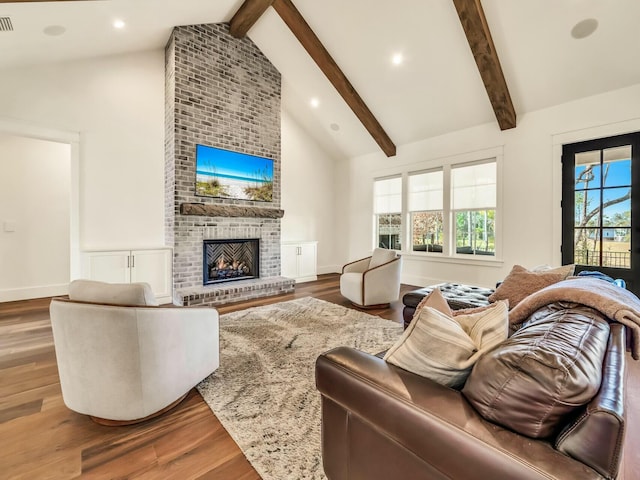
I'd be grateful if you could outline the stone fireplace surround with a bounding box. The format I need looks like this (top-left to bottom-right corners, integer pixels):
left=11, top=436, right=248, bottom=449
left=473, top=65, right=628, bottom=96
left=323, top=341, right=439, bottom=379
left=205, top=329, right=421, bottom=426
left=165, top=23, right=295, bottom=307
left=175, top=221, right=294, bottom=307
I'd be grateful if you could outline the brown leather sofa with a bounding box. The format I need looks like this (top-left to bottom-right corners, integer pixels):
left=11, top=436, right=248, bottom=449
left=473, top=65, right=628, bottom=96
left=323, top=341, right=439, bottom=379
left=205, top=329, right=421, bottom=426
left=316, top=307, right=627, bottom=480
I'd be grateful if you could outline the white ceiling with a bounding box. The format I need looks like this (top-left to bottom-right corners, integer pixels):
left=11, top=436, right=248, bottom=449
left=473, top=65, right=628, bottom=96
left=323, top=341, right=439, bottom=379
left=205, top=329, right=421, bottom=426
left=1, top=0, right=639, bottom=159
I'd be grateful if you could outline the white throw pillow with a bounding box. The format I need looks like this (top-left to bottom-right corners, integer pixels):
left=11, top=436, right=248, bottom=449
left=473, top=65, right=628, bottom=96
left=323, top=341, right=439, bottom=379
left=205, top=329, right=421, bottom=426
left=384, top=300, right=508, bottom=389
left=369, top=248, right=397, bottom=269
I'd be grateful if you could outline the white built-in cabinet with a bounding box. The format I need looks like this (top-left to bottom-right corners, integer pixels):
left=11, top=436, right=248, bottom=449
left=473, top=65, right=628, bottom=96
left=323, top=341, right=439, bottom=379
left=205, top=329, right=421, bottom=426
left=81, top=248, right=173, bottom=304
left=281, top=241, right=317, bottom=283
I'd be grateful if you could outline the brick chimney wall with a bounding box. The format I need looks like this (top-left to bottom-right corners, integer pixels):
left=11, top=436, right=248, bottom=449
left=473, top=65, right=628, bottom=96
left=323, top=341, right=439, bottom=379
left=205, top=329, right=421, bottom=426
left=164, top=23, right=288, bottom=301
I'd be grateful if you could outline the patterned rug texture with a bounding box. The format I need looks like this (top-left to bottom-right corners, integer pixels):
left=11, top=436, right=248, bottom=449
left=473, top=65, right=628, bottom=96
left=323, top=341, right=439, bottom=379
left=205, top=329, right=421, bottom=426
left=197, top=296, right=403, bottom=480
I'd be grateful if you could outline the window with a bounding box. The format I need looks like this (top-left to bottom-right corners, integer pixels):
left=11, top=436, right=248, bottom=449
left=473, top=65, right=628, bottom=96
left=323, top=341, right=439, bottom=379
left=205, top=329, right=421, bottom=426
left=562, top=132, right=639, bottom=294
left=374, top=176, right=402, bottom=250
left=573, top=146, right=631, bottom=268
left=451, top=162, right=496, bottom=256
left=409, top=170, right=443, bottom=253
left=372, top=154, right=499, bottom=259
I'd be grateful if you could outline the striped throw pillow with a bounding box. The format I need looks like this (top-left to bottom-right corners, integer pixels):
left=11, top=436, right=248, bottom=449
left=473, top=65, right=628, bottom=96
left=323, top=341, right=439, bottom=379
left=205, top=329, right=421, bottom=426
left=384, top=300, right=508, bottom=389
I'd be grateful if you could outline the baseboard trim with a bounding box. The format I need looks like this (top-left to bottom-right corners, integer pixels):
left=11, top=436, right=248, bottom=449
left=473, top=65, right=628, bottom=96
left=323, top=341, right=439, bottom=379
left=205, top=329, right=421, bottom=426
left=0, top=283, right=69, bottom=303
left=401, top=275, right=443, bottom=289
left=295, top=275, right=318, bottom=283
left=318, top=265, right=341, bottom=275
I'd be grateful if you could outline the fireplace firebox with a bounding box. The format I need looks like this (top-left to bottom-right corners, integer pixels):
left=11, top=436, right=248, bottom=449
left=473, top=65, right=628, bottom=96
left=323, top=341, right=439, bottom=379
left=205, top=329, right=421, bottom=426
left=203, top=239, right=260, bottom=285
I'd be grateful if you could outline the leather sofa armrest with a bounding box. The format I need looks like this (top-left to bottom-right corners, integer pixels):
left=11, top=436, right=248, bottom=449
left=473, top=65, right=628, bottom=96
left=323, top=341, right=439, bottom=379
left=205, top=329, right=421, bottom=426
left=555, top=324, right=626, bottom=479
left=316, top=347, right=604, bottom=480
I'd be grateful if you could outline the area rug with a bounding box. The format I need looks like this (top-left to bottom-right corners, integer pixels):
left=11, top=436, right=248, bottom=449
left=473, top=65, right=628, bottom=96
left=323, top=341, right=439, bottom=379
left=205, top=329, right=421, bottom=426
left=196, top=296, right=403, bottom=480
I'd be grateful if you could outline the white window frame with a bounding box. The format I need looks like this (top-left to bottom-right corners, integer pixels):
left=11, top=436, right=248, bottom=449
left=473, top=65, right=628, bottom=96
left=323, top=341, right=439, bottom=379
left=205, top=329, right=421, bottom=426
left=450, top=159, right=498, bottom=259
left=371, top=148, right=503, bottom=264
left=373, top=175, right=403, bottom=251
left=408, top=168, right=445, bottom=254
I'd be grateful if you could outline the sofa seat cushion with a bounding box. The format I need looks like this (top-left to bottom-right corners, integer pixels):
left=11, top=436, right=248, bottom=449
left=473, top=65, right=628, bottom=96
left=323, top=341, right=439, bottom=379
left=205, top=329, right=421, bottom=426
left=462, top=305, right=610, bottom=438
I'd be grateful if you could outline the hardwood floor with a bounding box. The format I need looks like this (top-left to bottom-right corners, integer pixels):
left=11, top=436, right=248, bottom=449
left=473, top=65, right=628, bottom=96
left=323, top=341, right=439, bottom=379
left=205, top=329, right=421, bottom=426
left=0, top=275, right=415, bottom=479
left=1, top=274, right=638, bottom=479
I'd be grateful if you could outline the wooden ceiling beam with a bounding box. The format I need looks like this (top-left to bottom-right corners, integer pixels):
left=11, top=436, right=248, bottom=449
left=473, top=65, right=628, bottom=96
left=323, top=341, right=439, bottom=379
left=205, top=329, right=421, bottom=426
left=272, top=0, right=396, bottom=157
left=229, top=0, right=274, bottom=38
left=452, top=0, right=516, bottom=130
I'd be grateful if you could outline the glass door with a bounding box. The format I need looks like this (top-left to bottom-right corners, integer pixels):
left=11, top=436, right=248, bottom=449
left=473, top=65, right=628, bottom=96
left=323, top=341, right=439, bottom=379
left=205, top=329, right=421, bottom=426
left=562, top=132, right=640, bottom=295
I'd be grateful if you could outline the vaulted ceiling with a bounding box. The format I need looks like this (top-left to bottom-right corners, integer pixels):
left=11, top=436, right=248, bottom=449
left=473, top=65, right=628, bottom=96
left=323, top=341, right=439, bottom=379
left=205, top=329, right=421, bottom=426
left=1, top=0, right=639, bottom=159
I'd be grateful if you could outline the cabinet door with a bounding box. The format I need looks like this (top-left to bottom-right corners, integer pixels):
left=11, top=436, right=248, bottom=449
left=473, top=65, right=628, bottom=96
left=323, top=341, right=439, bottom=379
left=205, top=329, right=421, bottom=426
left=281, top=244, right=299, bottom=278
left=298, top=243, right=317, bottom=279
left=130, top=249, right=172, bottom=300
left=83, top=251, right=130, bottom=284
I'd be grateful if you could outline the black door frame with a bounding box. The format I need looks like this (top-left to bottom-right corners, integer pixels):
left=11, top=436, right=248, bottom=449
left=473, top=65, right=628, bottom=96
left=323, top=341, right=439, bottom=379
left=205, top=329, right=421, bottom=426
left=562, top=131, right=640, bottom=295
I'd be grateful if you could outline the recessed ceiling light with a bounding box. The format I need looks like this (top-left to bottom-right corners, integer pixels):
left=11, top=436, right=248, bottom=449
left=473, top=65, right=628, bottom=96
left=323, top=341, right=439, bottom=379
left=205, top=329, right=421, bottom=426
left=391, top=53, right=403, bottom=66
left=113, top=19, right=126, bottom=30
left=571, top=18, right=598, bottom=39
left=330, top=123, right=340, bottom=131
left=310, top=98, right=320, bottom=108
left=43, top=25, right=66, bottom=37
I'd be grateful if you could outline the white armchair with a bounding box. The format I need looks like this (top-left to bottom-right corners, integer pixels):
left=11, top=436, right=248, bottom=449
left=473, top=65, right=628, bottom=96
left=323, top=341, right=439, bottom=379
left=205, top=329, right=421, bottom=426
left=340, top=248, right=402, bottom=308
left=50, top=280, right=219, bottom=425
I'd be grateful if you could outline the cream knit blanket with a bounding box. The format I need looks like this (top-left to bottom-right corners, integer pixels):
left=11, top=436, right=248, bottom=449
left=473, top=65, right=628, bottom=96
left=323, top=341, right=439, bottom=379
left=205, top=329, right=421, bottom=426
left=509, top=277, right=640, bottom=359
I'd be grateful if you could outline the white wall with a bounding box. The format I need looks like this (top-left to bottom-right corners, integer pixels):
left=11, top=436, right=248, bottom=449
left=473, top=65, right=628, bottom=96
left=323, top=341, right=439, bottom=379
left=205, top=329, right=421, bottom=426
left=281, top=111, right=342, bottom=273
left=0, top=50, right=165, bottom=252
left=344, top=83, right=640, bottom=288
left=4, top=47, right=637, bottom=294
left=0, top=50, right=343, bottom=297
left=0, top=134, right=70, bottom=301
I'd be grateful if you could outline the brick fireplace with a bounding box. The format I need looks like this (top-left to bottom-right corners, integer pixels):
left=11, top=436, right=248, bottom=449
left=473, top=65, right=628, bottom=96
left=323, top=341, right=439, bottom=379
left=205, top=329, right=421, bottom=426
left=164, top=23, right=294, bottom=306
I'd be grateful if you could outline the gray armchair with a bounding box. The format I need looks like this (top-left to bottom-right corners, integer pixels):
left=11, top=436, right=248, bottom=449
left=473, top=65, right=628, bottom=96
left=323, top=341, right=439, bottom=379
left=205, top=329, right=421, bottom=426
left=340, top=248, right=402, bottom=308
left=50, top=280, right=219, bottom=425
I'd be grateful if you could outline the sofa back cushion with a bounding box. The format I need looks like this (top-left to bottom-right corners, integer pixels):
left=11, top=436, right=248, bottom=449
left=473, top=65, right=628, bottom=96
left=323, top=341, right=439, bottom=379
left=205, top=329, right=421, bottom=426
left=369, top=248, right=397, bottom=269
left=68, top=279, right=158, bottom=306
left=462, top=305, right=609, bottom=438
left=531, top=263, right=576, bottom=278
left=488, top=264, right=567, bottom=308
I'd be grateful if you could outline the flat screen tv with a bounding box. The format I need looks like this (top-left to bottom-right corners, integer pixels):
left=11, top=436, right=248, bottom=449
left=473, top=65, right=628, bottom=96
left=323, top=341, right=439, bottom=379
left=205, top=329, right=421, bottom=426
left=195, top=144, right=274, bottom=202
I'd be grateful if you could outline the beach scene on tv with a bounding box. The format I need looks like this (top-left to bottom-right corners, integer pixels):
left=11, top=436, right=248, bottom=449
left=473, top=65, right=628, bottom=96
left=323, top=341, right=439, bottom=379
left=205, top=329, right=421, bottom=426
left=195, top=144, right=274, bottom=202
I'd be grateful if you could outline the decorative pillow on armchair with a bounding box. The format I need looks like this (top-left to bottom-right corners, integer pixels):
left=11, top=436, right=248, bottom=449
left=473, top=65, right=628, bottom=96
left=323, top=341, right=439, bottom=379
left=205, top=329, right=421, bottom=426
left=384, top=292, right=508, bottom=389
left=369, top=247, right=397, bottom=268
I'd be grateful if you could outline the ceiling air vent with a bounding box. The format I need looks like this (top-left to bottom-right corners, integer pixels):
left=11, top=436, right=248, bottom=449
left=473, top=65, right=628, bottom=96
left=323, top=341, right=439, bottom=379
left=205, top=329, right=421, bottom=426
left=0, top=17, right=13, bottom=32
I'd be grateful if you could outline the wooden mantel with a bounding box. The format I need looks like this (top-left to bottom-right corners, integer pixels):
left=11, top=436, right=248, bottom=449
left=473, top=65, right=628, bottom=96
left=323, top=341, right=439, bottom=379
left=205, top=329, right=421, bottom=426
left=180, top=203, right=285, bottom=219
